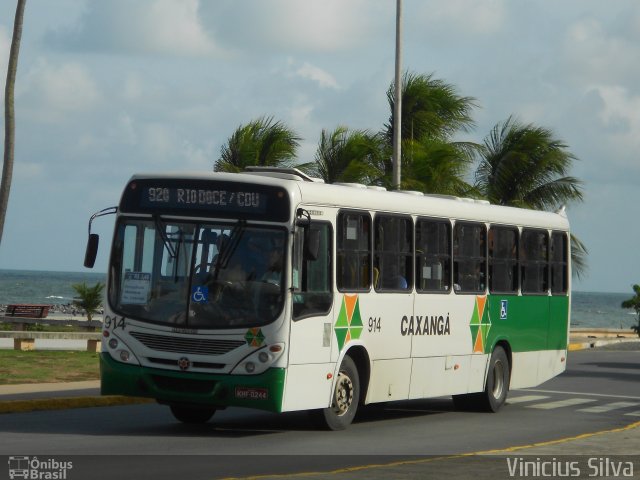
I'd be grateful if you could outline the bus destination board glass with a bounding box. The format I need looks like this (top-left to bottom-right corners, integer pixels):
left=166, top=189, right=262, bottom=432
left=119, top=179, right=290, bottom=222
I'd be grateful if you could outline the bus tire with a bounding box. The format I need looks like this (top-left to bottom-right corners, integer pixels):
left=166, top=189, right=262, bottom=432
left=482, top=346, right=510, bottom=412
left=170, top=404, right=216, bottom=424
left=310, top=356, right=360, bottom=430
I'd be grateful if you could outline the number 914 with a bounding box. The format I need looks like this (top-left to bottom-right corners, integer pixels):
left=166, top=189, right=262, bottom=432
left=368, top=317, right=381, bottom=333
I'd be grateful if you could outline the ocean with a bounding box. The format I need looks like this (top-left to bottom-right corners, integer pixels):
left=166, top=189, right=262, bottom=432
left=0, top=269, right=637, bottom=329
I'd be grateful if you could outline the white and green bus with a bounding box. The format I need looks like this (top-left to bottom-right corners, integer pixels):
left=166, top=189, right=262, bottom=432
left=84, top=167, right=570, bottom=430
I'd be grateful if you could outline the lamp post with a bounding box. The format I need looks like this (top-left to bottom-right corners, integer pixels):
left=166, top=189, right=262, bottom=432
left=392, top=0, right=402, bottom=190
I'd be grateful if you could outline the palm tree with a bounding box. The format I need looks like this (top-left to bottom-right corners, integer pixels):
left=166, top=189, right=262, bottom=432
left=72, top=282, right=105, bottom=322
left=215, top=116, right=301, bottom=173
left=308, top=126, right=384, bottom=184
left=621, top=284, right=640, bottom=337
left=400, top=138, right=476, bottom=196
left=475, top=116, right=583, bottom=209
left=474, top=116, right=587, bottom=278
left=384, top=71, right=478, bottom=145
left=0, top=0, right=27, bottom=246
left=381, top=71, right=480, bottom=189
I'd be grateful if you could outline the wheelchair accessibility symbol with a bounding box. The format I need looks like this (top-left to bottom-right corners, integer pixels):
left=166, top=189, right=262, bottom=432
left=500, top=300, right=508, bottom=320
left=191, top=286, right=209, bottom=304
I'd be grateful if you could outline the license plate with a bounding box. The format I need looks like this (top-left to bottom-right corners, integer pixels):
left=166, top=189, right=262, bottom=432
left=235, top=386, right=269, bottom=400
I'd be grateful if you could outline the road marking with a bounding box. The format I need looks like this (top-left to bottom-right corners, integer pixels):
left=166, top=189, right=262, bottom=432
left=528, top=398, right=595, bottom=410
left=578, top=402, right=639, bottom=413
left=625, top=411, right=640, bottom=417
left=525, top=389, right=640, bottom=401
left=507, top=395, right=549, bottom=404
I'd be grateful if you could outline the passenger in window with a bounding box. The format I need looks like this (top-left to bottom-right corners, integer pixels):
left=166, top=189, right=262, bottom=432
left=382, top=262, right=407, bottom=290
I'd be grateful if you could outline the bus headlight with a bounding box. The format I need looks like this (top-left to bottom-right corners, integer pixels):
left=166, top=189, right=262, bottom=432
left=105, top=334, right=140, bottom=366
left=232, top=343, right=285, bottom=375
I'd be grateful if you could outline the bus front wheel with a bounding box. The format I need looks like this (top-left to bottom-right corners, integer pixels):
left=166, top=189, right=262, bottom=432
left=170, top=404, right=216, bottom=424
left=310, top=356, right=360, bottom=430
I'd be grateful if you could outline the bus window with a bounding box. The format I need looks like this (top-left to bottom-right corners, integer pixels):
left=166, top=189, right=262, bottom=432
left=293, top=222, right=333, bottom=320
left=521, top=229, right=549, bottom=294
left=337, top=211, right=371, bottom=292
left=550, top=231, right=568, bottom=294
left=374, top=215, right=412, bottom=292
left=416, top=218, right=451, bottom=293
left=489, top=226, right=518, bottom=293
left=453, top=222, right=486, bottom=293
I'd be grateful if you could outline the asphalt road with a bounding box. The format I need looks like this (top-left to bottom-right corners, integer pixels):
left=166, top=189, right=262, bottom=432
left=1, top=346, right=638, bottom=479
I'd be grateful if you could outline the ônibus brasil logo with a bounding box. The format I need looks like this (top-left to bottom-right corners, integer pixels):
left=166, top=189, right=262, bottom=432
left=334, top=295, right=364, bottom=351
left=8, top=456, right=73, bottom=479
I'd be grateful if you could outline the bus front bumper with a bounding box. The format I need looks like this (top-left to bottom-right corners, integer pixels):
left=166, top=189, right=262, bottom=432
left=100, top=353, right=285, bottom=412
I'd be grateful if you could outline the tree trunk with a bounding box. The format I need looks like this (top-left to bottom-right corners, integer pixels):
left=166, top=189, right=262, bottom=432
left=0, top=0, right=27, bottom=245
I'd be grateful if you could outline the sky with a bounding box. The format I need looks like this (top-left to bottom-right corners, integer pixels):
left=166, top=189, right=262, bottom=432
left=0, top=0, right=638, bottom=293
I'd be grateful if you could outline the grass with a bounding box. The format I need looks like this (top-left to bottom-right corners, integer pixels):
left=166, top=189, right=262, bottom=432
left=0, top=350, right=100, bottom=385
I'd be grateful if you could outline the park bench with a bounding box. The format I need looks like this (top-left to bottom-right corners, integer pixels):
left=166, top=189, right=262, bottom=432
left=5, top=304, right=50, bottom=318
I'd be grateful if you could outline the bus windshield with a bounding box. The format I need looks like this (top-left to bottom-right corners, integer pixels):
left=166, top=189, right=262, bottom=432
left=109, top=218, right=287, bottom=329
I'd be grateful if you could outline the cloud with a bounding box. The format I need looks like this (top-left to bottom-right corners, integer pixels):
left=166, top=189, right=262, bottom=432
left=562, top=15, right=640, bottom=90
left=201, top=0, right=389, bottom=54
left=593, top=85, right=640, bottom=164
left=20, top=59, right=101, bottom=120
left=294, top=61, right=339, bottom=89
left=46, top=0, right=221, bottom=57
left=413, top=0, right=507, bottom=37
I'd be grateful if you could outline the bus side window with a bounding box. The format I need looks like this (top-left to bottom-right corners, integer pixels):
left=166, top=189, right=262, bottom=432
left=293, top=222, right=333, bottom=320
left=453, top=222, right=486, bottom=293
left=521, top=229, right=549, bottom=294
left=374, top=215, right=413, bottom=292
left=488, top=226, right=518, bottom=294
left=416, top=218, right=451, bottom=293
left=337, top=211, right=371, bottom=292
left=550, top=231, right=568, bottom=294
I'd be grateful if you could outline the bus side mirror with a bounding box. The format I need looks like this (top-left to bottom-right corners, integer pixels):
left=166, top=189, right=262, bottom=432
left=84, top=233, right=99, bottom=268
left=304, top=228, right=320, bottom=261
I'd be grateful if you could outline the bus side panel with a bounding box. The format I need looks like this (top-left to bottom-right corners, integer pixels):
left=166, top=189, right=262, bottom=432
left=411, top=294, right=475, bottom=358
left=366, top=358, right=412, bottom=403
left=408, top=355, right=470, bottom=399
left=548, top=295, right=570, bottom=350
left=487, top=295, right=550, bottom=353
left=510, top=351, right=540, bottom=388
left=281, top=363, right=334, bottom=411
left=348, top=293, right=412, bottom=362
left=288, top=315, right=333, bottom=365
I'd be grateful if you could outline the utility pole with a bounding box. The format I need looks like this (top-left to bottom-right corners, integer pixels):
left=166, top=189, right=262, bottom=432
left=392, top=0, right=402, bottom=190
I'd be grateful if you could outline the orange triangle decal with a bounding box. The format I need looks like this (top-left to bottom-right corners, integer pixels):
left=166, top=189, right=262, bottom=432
left=476, top=295, right=487, bottom=320
left=344, top=295, right=358, bottom=322
left=473, top=329, right=484, bottom=353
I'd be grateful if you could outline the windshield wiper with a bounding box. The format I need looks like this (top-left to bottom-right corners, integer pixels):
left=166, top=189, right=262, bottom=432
left=154, top=215, right=177, bottom=259
left=211, top=220, right=246, bottom=280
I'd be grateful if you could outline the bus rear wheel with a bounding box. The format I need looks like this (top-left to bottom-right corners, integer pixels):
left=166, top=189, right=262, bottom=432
left=482, top=346, right=510, bottom=412
left=452, top=346, right=510, bottom=412
left=170, top=404, right=216, bottom=424
left=310, top=356, right=360, bottom=430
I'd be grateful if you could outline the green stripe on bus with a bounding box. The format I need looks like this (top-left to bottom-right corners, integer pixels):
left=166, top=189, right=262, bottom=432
left=486, top=295, right=569, bottom=352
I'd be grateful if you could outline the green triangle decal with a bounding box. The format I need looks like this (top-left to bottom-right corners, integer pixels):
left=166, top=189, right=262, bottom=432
left=335, top=327, right=348, bottom=351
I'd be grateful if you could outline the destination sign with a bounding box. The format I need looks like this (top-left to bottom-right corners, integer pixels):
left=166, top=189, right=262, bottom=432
left=119, top=178, right=290, bottom=222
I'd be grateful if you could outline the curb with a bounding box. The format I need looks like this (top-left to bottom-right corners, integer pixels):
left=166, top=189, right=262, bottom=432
left=568, top=338, right=640, bottom=351
left=0, top=395, right=153, bottom=414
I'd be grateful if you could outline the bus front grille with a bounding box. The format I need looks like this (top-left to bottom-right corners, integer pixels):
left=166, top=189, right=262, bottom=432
left=130, top=331, right=245, bottom=355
